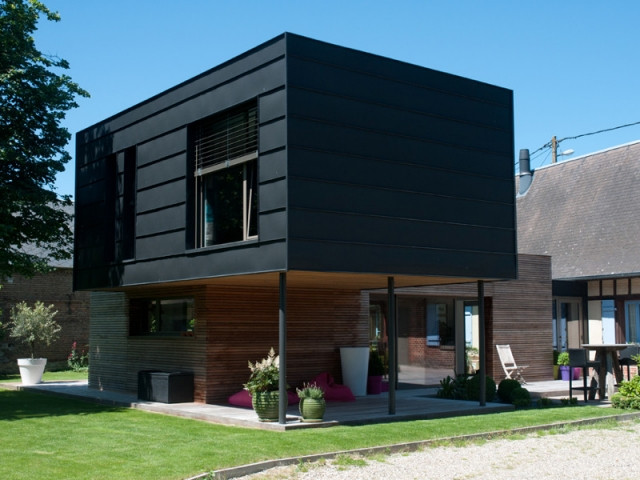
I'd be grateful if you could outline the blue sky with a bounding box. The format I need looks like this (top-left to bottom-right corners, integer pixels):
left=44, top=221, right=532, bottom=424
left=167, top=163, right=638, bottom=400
left=34, top=0, right=640, bottom=198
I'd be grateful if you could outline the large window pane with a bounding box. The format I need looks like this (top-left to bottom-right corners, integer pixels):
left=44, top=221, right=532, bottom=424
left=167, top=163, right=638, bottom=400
left=203, top=164, right=244, bottom=245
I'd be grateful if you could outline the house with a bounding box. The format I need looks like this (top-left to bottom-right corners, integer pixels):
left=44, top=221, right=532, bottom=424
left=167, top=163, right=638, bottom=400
left=74, top=33, right=517, bottom=407
left=517, top=140, right=640, bottom=360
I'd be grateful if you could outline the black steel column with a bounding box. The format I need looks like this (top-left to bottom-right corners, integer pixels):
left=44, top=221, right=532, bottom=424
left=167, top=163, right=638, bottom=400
left=279, top=272, right=287, bottom=424
left=388, top=276, right=396, bottom=415
left=478, top=280, right=486, bottom=407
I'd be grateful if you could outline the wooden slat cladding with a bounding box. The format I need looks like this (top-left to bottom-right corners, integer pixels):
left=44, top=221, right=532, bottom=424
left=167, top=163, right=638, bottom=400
left=89, top=286, right=208, bottom=402
left=392, top=255, right=552, bottom=382
left=204, top=285, right=368, bottom=403
left=89, top=283, right=368, bottom=404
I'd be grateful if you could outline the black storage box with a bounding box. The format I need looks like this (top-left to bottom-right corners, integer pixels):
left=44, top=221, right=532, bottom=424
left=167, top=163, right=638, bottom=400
left=138, top=370, right=194, bottom=403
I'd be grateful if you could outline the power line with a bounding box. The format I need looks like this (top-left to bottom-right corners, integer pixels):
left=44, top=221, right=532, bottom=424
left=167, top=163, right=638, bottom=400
left=530, top=119, right=640, bottom=157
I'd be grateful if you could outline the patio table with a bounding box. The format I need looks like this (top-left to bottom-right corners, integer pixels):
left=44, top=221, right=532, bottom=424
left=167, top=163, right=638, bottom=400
left=581, top=344, right=627, bottom=399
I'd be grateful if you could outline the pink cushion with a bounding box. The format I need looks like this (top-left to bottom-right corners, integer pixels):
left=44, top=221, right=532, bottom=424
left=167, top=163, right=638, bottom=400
left=228, top=389, right=298, bottom=408
left=311, top=372, right=356, bottom=402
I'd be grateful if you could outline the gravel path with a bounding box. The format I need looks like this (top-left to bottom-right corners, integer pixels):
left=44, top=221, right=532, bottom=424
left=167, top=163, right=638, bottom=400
left=232, top=421, right=640, bottom=480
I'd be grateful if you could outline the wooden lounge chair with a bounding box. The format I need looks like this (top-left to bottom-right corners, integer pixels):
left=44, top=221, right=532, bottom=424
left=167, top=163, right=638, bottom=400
left=496, top=344, right=528, bottom=384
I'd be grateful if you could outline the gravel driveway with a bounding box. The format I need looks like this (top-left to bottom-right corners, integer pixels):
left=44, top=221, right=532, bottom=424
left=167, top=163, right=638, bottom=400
left=232, top=420, right=640, bottom=480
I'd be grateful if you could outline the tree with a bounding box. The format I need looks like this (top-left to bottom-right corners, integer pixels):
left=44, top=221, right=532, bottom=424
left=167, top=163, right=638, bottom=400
left=0, top=0, right=88, bottom=279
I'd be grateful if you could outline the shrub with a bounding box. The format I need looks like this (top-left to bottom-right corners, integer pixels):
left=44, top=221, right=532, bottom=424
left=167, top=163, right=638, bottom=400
left=510, top=387, right=531, bottom=408
left=611, top=375, right=640, bottom=410
left=557, top=352, right=570, bottom=366
left=244, top=348, right=280, bottom=395
left=67, top=342, right=89, bottom=371
left=537, top=397, right=553, bottom=408
left=436, top=375, right=468, bottom=400
left=465, top=374, right=496, bottom=402
left=497, top=379, right=521, bottom=403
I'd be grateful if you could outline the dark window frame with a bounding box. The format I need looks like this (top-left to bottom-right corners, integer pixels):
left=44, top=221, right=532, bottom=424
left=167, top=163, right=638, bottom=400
left=129, top=297, right=195, bottom=336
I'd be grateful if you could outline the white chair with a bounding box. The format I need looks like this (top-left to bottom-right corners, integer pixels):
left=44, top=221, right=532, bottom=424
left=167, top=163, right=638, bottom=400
left=496, top=344, right=528, bottom=384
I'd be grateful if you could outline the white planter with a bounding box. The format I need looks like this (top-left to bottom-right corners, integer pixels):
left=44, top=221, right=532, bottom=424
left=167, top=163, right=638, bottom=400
left=17, top=358, right=47, bottom=385
left=340, top=346, right=369, bottom=396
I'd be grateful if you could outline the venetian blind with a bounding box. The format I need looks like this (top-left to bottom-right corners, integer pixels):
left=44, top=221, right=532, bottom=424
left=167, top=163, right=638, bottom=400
left=193, top=102, right=258, bottom=174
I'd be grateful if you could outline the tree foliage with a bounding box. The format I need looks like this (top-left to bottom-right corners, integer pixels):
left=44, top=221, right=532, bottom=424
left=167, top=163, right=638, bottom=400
left=0, top=0, right=88, bottom=278
left=7, top=300, right=61, bottom=358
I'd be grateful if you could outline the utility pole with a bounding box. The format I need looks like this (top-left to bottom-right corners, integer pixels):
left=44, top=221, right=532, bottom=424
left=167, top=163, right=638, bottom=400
left=551, top=136, right=558, bottom=164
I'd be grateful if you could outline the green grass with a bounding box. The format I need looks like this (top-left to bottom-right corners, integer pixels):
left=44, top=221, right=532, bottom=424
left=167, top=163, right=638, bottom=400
left=0, top=387, right=633, bottom=480
left=0, top=370, right=88, bottom=383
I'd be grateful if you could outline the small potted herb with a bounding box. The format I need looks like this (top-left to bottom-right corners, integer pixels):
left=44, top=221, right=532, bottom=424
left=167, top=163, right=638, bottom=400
left=296, top=382, right=325, bottom=422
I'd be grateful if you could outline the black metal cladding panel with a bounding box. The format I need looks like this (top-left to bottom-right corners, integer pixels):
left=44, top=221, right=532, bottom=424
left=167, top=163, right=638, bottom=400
left=287, top=62, right=511, bottom=136
left=259, top=178, right=287, bottom=213
left=77, top=36, right=287, bottom=143
left=259, top=150, right=287, bottom=183
left=288, top=238, right=516, bottom=279
left=259, top=119, right=287, bottom=154
left=137, top=153, right=186, bottom=190
left=287, top=144, right=513, bottom=205
left=115, top=241, right=288, bottom=287
left=76, top=59, right=286, bottom=167
left=259, top=88, right=286, bottom=124
left=286, top=33, right=509, bottom=106
left=137, top=129, right=187, bottom=167
left=288, top=209, right=515, bottom=254
left=137, top=204, right=186, bottom=238
left=284, top=34, right=515, bottom=278
left=288, top=176, right=514, bottom=229
left=258, top=210, right=287, bottom=243
left=136, top=231, right=185, bottom=261
left=136, top=179, right=185, bottom=214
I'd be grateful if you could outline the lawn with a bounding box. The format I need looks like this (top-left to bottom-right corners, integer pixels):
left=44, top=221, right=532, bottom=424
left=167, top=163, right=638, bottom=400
left=0, top=387, right=633, bottom=480
left=0, top=370, right=89, bottom=383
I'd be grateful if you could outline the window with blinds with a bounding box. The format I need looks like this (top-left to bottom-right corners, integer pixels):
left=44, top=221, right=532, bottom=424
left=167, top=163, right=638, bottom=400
left=192, top=102, right=259, bottom=247
left=193, top=102, right=258, bottom=174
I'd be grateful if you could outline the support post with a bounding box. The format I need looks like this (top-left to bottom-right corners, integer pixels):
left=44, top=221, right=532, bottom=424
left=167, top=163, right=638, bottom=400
left=478, top=280, right=486, bottom=407
left=279, top=272, right=287, bottom=424
left=388, top=276, right=396, bottom=415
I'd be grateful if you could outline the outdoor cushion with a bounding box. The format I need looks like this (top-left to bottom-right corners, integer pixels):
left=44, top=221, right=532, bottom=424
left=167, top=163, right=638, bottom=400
left=227, top=389, right=298, bottom=408
left=311, top=372, right=356, bottom=402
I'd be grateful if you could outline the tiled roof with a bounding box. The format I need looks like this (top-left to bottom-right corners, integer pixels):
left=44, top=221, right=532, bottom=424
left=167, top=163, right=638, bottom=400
left=17, top=203, right=74, bottom=269
left=517, top=140, right=640, bottom=280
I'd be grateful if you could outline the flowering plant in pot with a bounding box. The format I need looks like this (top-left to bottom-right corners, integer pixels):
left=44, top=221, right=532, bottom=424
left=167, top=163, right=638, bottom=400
left=5, top=301, right=61, bottom=385
left=244, top=348, right=281, bottom=421
left=296, top=382, right=325, bottom=422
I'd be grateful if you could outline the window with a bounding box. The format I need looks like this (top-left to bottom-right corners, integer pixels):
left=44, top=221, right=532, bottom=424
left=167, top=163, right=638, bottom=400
left=625, top=300, right=640, bottom=343
left=426, top=300, right=454, bottom=346
left=130, top=298, right=195, bottom=336
left=192, top=102, right=258, bottom=247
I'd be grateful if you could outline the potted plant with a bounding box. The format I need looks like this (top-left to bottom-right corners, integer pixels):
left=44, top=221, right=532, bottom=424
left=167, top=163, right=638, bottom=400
left=296, top=382, right=325, bottom=422
left=553, top=350, right=559, bottom=379
left=367, top=349, right=386, bottom=394
left=244, top=347, right=281, bottom=422
left=557, top=351, right=574, bottom=381
left=4, top=301, right=61, bottom=385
